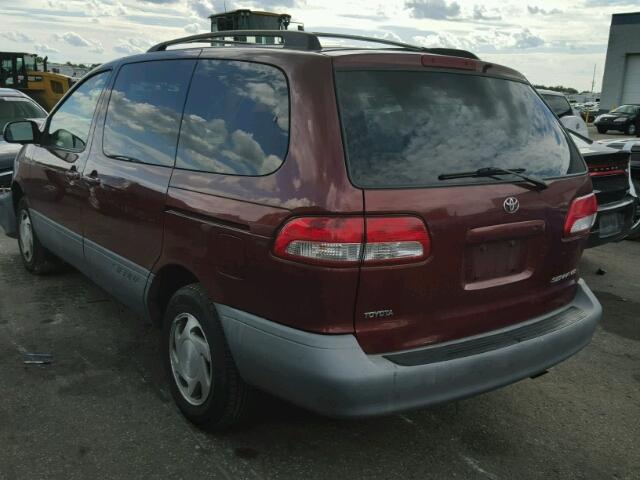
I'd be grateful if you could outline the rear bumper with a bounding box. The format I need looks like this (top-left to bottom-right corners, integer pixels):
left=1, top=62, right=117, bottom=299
left=586, top=196, right=636, bottom=248
left=219, top=279, right=601, bottom=418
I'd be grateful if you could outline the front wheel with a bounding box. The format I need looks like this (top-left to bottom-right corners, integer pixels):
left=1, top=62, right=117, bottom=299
left=597, top=126, right=607, bottom=134
left=17, top=198, right=61, bottom=274
left=626, top=123, right=637, bottom=136
left=162, top=283, right=252, bottom=430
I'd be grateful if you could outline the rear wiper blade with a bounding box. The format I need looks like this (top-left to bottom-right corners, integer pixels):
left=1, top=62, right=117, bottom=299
left=438, top=167, right=549, bottom=190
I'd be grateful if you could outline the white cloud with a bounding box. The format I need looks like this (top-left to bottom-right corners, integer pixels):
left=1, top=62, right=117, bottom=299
left=473, top=5, right=501, bottom=20
left=184, top=23, right=200, bottom=33
left=2, top=32, right=33, bottom=43
left=90, top=41, right=105, bottom=54
left=113, top=44, right=141, bottom=55
left=34, top=43, right=60, bottom=54
left=527, top=5, right=561, bottom=15
left=113, top=38, right=155, bottom=55
left=188, top=0, right=234, bottom=19
left=413, top=27, right=544, bottom=51
left=54, top=31, right=92, bottom=47
left=405, top=0, right=461, bottom=19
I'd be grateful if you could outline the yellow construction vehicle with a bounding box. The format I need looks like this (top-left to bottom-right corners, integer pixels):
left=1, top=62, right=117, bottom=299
left=0, top=52, right=73, bottom=111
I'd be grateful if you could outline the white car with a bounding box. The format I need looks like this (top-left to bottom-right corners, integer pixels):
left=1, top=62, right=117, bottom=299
left=538, top=89, right=589, bottom=137
left=597, top=137, right=640, bottom=239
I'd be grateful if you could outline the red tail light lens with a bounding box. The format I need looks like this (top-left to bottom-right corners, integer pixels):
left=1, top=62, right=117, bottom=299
left=273, top=217, right=364, bottom=266
left=564, top=193, right=597, bottom=237
left=274, top=216, right=430, bottom=266
left=364, top=217, right=431, bottom=264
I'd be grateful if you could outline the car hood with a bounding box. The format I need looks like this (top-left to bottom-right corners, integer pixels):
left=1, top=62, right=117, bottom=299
left=0, top=138, right=21, bottom=170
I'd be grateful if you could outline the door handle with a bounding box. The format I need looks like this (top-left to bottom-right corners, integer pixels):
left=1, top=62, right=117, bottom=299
left=84, top=170, right=101, bottom=186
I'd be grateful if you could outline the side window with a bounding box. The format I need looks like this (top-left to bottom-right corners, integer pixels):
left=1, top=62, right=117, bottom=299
left=103, top=60, right=195, bottom=167
left=176, top=60, right=289, bottom=176
left=48, top=71, right=109, bottom=151
left=50, top=80, right=64, bottom=94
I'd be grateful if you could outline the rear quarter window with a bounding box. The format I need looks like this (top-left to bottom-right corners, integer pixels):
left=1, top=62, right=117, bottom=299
left=175, top=59, right=289, bottom=176
left=336, top=70, right=584, bottom=188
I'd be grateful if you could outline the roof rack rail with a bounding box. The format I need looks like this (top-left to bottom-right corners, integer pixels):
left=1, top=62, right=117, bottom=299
left=147, top=30, right=479, bottom=60
left=311, top=32, right=478, bottom=59
left=148, top=30, right=321, bottom=52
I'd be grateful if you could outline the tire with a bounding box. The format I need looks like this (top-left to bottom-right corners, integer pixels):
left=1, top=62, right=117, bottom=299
left=162, top=283, right=251, bottom=430
left=626, top=123, right=637, bottom=136
left=16, top=198, right=61, bottom=274
left=597, top=126, right=607, bottom=134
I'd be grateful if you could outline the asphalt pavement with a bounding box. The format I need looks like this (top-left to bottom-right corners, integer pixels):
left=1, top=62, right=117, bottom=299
left=0, top=231, right=638, bottom=480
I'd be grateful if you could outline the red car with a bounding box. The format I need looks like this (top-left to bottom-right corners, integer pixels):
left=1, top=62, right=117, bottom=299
left=1, top=31, right=601, bottom=430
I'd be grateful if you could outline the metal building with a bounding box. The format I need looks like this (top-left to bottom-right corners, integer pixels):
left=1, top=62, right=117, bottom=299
left=600, top=12, right=640, bottom=112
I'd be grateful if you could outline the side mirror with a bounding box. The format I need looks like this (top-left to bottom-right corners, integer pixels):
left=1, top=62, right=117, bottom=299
left=3, top=120, right=41, bottom=144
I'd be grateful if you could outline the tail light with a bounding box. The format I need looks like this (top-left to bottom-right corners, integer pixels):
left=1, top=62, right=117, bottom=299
left=274, top=216, right=430, bottom=266
left=564, top=193, right=597, bottom=237
left=364, top=217, right=431, bottom=264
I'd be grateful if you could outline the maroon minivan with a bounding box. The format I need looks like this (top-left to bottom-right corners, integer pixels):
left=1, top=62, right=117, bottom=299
left=1, top=31, right=601, bottom=429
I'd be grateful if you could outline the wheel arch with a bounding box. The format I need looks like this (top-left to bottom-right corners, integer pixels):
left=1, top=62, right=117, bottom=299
left=11, top=181, right=24, bottom=213
left=146, top=263, right=200, bottom=327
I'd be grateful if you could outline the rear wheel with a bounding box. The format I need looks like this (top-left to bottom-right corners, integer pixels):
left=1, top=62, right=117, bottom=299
left=17, top=198, right=61, bottom=274
left=596, top=126, right=607, bottom=134
left=162, top=283, right=251, bottom=430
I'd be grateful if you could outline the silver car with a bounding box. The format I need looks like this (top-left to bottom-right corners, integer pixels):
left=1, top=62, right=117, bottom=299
left=0, top=88, right=47, bottom=187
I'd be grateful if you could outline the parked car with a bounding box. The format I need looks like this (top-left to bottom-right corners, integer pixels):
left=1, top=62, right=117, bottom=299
left=0, top=88, right=47, bottom=187
left=568, top=131, right=637, bottom=246
left=594, top=104, right=640, bottom=135
left=596, top=137, right=640, bottom=239
left=0, top=31, right=602, bottom=430
left=538, top=89, right=589, bottom=137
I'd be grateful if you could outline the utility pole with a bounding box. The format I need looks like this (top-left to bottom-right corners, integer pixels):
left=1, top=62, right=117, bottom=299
left=591, top=64, right=596, bottom=94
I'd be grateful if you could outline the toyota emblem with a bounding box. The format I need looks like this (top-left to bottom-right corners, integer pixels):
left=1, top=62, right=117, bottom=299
left=503, top=197, right=519, bottom=214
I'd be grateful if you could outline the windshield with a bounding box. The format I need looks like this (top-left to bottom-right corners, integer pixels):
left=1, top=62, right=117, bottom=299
left=611, top=105, right=638, bottom=115
left=541, top=94, right=573, bottom=117
left=335, top=70, right=584, bottom=188
left=0, top=97, right=46, bottom=133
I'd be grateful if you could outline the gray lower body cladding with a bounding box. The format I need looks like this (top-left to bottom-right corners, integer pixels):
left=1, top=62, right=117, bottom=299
left=219, top=279, right=601, bottom=418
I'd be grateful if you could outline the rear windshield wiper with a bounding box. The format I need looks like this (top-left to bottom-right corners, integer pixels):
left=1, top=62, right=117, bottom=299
left=438, top=167, right=549, bottom=190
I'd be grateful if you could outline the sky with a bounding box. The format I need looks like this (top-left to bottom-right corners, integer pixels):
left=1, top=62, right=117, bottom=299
left=1, top=0, right=639, bottom=91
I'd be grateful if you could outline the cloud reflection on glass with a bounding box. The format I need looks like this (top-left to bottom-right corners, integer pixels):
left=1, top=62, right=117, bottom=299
left=336, top=70, right=580, bottom=188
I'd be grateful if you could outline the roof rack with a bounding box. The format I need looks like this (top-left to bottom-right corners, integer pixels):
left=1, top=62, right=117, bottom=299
left=148, top=30, right=321, bottom=52
left=147, top=30, right=479, bottom=60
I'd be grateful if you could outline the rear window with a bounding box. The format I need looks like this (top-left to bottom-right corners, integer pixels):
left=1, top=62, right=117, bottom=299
left=541, top=93, right=572, bottom=117
left=335, top=71, right=584, bottom=188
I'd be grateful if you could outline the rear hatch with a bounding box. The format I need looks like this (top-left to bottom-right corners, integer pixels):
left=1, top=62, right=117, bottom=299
left=333, top=56, right=592, bottom=354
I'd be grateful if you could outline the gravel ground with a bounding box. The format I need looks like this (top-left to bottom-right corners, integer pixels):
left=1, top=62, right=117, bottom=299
left=0, top=231, right=638, bottom=480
